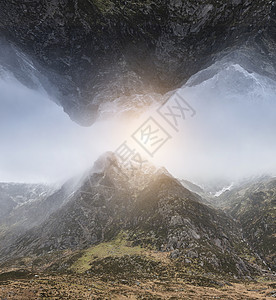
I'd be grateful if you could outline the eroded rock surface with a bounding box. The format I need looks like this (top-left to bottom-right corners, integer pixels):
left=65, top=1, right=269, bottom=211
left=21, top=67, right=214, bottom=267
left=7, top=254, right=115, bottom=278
left=0, top=0, right=275, bottom=124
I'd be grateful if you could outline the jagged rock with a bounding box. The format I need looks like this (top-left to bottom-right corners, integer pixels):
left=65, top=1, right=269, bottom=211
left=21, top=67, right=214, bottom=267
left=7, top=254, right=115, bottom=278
left=170, top=249, right=180, bottom=259
left=0, top=1, right=275, bottom=124
left=0, top=152, right=267, bottom=278
left=215, top=177, right=276, bottom=271
left=187, top=250, right=199, bottom=259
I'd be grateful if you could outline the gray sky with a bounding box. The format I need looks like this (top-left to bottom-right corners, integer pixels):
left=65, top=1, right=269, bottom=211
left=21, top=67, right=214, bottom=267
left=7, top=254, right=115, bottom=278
left=0, top=74, right=118, bottom=183
left=1, top=62, right=276, bottom=186
left=158, top=64, right=276, bottom=184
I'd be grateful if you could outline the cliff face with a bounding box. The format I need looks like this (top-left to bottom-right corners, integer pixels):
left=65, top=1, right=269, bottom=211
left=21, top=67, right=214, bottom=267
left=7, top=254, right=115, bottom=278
left=0, top=0, right=275, bottom=125
left=215, top=177, right=276, bottom=271
left=0, top=154, right=266, bottom=278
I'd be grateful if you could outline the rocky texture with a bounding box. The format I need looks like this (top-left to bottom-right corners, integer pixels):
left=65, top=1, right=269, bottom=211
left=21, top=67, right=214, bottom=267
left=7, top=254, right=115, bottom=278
left=1, top=272, right=276, bottom=299
left=180, top=179, right=212, bottom=205
left=0, top=153, right=266, bottom=278
left=0, top=0, right=275, bottom=124
left=0, top=179, right=82, bottom=254
left=0, top=183, right=49, bottom=219
left=215, top=177, right=276, bottom=271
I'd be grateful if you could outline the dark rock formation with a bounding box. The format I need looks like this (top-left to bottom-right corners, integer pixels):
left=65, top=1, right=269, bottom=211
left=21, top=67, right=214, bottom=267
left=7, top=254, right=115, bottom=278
left=215, top=176, right=276, bottom=271
left=0, top=153, right=265, bottom=277
left=0, top=0, right=275, bottom=125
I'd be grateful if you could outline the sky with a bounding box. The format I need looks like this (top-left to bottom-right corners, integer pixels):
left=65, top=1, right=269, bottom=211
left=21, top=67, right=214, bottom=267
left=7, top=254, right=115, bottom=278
left=1, top=61, right=276, bottom=186
left=0, top=73, right=118, bottom=183
left=158, top=64, right=276, bottom=185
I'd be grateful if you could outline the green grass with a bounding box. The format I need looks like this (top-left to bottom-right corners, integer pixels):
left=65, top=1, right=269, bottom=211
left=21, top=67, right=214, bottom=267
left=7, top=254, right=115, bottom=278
left=92, top=0, right=115, bottom=14
left=70, top=232, right=145, bottom=273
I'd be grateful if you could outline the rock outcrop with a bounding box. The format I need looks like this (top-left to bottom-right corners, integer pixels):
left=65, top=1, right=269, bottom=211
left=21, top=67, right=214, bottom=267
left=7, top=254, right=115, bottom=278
left=0, top=153, right=265, bottom=278
left=215, top=176, right=276, bottom=271
left=0, top=0, right=275, bottom=124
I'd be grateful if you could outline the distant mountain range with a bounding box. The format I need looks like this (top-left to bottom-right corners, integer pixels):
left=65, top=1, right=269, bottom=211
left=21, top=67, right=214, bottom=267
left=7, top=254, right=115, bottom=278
left=215, top=176, right=276, bottom=271
left=0, top=152, right=274, bottom=283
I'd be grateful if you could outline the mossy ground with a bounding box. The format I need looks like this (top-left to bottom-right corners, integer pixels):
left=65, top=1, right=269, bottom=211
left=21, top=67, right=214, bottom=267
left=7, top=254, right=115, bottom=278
left=0, top=273, right=275, bottom=299
left=70, top=232, right=146, bottom=273
left=0, top=233, right=275, bottom=298
left=92, top=0, right=115, bottom=15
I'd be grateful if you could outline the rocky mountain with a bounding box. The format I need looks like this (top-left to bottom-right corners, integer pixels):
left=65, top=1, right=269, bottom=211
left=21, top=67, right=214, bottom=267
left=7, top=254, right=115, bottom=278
left=0, top=183, right=49, bottom=219
left=179, top=179, right=212, bottom=205
left=215, top=176, right=276, bottom=271
left=0, top=153, right=267, bottom=280
left=0, top=179, right=83, bottom=256
left=0, top=1, right=276, bottom=125
left=180, top=179, right=205, bottom=196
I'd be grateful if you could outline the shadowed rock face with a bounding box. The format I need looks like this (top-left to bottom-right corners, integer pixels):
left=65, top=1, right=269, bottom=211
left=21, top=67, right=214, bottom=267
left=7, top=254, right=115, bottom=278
left=0, top=153, right=266, bottom=277
left=215, top=177, right=276, bottom=271
left=0, top=0, right=275, bottom=125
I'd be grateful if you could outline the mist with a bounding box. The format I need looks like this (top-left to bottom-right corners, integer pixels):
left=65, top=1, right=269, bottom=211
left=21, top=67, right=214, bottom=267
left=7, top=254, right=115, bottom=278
left=0, top=72, right=120, bottom=184
left=1, top=58, right=276, bottom=187
left=154, top=63, right=276, bottom=186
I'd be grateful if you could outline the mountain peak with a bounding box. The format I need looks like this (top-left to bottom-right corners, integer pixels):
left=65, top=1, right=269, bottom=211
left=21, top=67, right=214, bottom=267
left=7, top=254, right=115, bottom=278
left=91, top=151, right=118, bottom=173
left=87, top=152, right=177, bottom=196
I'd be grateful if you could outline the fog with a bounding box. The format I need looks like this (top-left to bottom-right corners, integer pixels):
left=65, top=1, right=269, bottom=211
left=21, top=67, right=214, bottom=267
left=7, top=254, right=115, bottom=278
left=156, top=63, right=276, bottom=187
left=1, top=59, right=276, bottom=187
left=0, top=72, right=121, bottom=183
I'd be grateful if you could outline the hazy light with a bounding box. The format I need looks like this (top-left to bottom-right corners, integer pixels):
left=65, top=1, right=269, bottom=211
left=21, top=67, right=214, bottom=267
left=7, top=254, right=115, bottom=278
left=1, top=61, right=276, bottom=188
left=151, top=64, right=276, bottom=185
left=0, top=73, right=123, bottom=183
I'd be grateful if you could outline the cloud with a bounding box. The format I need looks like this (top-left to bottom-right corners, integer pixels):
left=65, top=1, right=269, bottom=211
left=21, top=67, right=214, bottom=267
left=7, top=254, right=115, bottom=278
left=0, top=74, right=120, bottom=183
left=1, top=62, right=276, bottom=187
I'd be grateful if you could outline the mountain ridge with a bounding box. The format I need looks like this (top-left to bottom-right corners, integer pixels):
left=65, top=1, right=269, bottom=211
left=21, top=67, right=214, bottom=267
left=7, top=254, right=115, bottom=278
left=1, top=1, right=276, bottom=125
left=0, top=152, right=268, bottom=280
